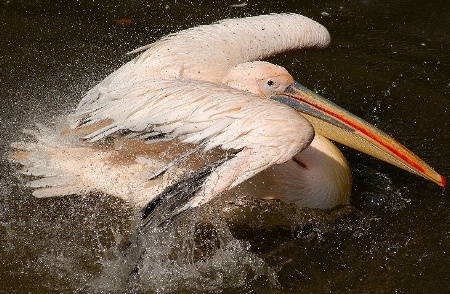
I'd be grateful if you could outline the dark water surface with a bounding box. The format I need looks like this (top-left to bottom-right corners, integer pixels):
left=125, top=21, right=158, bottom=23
left=1, top=1, right=449, bottom=293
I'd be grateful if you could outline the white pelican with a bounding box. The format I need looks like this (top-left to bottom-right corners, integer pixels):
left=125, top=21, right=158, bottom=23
left=10, top=14, right=445, bottom=222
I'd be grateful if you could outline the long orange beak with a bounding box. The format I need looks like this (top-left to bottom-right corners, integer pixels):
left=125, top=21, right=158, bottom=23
left=272, top=82, right=446, bottom=188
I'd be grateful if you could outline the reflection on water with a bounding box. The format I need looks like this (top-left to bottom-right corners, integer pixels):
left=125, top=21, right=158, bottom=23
left=1, top=0, right=449, bottom=293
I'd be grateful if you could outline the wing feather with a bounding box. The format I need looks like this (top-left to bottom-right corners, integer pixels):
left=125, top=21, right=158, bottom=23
left=76, top=14, right=330, bottom=113
left=74, top=78, right=315, bottom=206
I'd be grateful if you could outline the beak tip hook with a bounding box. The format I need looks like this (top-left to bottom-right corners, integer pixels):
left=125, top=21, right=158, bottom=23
left=440, top=175, right=447, bottom=188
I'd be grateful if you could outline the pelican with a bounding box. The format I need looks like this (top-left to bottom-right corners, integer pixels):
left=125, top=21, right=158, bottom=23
left=10, top=14, right=445, bottom=221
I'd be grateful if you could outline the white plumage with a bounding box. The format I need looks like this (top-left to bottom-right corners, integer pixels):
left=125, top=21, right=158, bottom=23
left=77, top=14, right=330, bottom=111
left=75, top=78, right=314, bottom=207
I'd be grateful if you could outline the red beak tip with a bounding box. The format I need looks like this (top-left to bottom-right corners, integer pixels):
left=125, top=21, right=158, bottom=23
left=441, top=175, right=447, bottom=188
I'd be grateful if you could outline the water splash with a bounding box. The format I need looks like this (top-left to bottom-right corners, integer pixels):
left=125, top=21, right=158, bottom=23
left=90, top=210, right=278, bottom=293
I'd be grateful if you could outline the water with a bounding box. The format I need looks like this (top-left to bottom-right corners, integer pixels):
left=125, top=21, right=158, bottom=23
left=1, top=1, right=449, bottom=293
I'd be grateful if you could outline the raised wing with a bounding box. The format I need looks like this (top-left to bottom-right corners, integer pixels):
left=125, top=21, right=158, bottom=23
left=77, top=13, right=330, bottom=112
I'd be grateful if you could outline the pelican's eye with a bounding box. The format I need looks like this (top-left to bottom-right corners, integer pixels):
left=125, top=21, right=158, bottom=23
left=258, top=76, right=287, bottom=96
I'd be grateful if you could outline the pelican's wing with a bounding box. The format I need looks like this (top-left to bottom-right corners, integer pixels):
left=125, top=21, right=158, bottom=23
left=75, top=78, right=314, bottom=207
left=77, top=13, right=329, bottom=112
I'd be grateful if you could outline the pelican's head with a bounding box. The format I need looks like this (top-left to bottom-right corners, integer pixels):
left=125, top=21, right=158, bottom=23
left=223, top=61, right=446, bottom=188
left=223, top=61, right=294, bottom=97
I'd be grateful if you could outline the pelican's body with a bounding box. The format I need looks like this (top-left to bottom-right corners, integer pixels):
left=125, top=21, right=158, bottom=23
left=11, top=14, right=445, bottom=218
